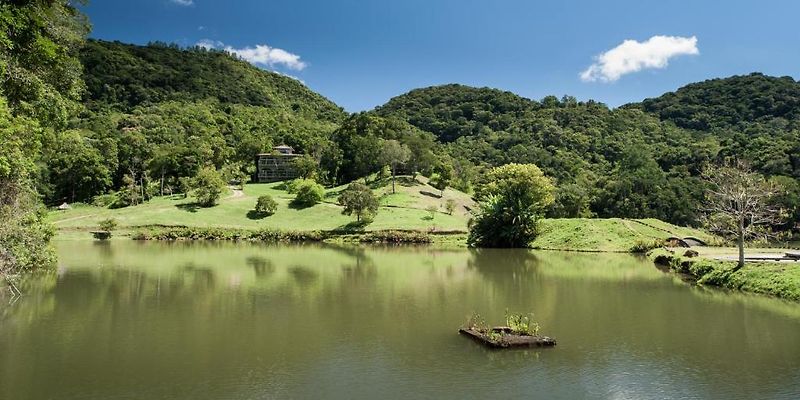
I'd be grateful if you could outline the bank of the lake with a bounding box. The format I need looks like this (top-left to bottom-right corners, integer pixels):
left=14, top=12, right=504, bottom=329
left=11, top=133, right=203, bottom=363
left=649, top=248, right=800, bottom=302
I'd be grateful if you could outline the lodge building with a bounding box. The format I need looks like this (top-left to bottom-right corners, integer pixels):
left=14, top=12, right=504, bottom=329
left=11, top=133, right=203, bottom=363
left=255, top=145, right=301, bottom=183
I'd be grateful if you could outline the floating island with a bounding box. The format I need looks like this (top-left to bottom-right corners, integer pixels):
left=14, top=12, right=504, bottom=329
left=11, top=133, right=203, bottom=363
left=459, top=313, right=557, bottom=349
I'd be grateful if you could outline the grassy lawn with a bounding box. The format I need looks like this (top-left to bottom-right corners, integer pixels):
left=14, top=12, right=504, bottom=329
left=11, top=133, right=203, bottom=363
left=49, top=177, right=473, bottom=234
left=532, top=218, right=712, bottom=252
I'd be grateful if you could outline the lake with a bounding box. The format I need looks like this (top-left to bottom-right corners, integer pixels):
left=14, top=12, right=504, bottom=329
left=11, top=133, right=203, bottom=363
left=1, top=241, right=799, bottom=399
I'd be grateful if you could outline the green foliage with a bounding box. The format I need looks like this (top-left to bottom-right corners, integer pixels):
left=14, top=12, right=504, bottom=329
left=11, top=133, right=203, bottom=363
left=133, top=227, right=324, bottom=242
left=630, top=238, right=665, bottom=253
left=254, top=194, right=278, bottom=216
left=191, top=167, right=226, bottom=207
left=0, top=0, right=87, bottom=278
left=374, top=81, right=800, bottom=229
left=445, top=199, right=457, bottom=215
left=292, top=180, right=324, bottom=207
left=293, top=154, right=319, bottom=180
left=425, top=205, right=438, bottom=220
left=338, top=182, right=379, bottom=222
left=360, top=230, right=432, bottom=244
left=98, top=218, right=118, bottom=232
left=468, top=164, right=555, bottom=248
left=505, top=311, right=540, bottom=336
left=463, top=312, right=488, bottom=331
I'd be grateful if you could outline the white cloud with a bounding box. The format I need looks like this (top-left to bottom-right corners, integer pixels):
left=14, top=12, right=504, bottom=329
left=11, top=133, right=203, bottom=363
left=580, top=35, right=699, bottom=82
left=170, top=0, right=194, bottom=6
left=196, top=39, right=307, bottom=71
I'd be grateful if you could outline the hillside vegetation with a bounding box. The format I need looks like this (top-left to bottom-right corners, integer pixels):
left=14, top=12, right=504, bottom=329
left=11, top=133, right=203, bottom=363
left=374, top=79, right=800, bottom=227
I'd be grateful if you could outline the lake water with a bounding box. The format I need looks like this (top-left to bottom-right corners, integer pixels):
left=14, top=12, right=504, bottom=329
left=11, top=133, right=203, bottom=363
left=1, top=241, right=799, bottom=399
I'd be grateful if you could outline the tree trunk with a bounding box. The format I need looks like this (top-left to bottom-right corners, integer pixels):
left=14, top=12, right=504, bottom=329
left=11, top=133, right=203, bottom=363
left=391, top=164, right=396, bottom=194
left=736, top=218, right=745, bottom=271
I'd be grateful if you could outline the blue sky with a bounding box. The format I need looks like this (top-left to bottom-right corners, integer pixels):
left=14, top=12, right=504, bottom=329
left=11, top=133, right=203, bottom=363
left=83, top=0, right=800, bottom=112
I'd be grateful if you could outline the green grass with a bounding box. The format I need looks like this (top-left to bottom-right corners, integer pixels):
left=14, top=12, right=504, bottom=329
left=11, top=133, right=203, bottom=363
left=649, top=248, right=800, bottom=301
left=49, top=177, right=474, bottom=234
left=532, top=218, right=712, bottom=252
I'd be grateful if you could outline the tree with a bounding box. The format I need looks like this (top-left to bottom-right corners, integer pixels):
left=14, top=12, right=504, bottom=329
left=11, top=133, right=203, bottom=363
left=429, top=161, right=454, bottom=196
left=380, top=139, right=411, bottom=194
left=191, top=167, right=226, bottom=207
left=702, top=161, right=784, bottom=270
left=292, top=180, right=325, bottom=207
left=255, top=194, right=278, bottom=216
left=338, top=182, right=379, bottom=222
left=445, top=199, right=457, bottom=215
left=293, top=154, right=318, bottom=180
left=468, top=164, right=555, bottom=248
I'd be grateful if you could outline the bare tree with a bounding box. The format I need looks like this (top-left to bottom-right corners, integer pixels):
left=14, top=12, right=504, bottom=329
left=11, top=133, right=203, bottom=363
left=702, top=161, right=784, bottom=270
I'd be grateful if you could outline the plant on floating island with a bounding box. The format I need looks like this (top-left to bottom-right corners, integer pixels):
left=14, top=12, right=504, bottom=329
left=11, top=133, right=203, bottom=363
left=505, top=309, right=539, bottom=336
left=463, top=310, right=540, bottom=337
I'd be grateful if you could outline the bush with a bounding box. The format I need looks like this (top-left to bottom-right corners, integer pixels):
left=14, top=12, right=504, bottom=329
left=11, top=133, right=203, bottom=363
left=360, top=230, right=432, bottom=244
left=630, top=238, right=665, bottom=253
left=191, top=167, right=226, bottom=207
left=445, top=199, right=457, bottom=215
left=468, top=164, right=555, bottom=248
left=255, top=194, right=278, bottom=216
left=292, top=180, right=324, bottom=207
left=92, top=193, right=118, bottom=208
left=98, top=218, right=117, bottom=232
left=285, top=178, right=308, bottom=194
left=505, top=311, right=539, bottom=336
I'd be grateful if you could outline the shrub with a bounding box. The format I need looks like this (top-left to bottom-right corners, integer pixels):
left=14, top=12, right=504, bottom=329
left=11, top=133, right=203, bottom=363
left=468, top=164, right=555, bottom=248
left=445, top=199, right=457, bottom=215
left=630, top=238, right=664, bottom=253
left=92, top=193, right=118, bottom=208
left=360, top=230, right=432, bottom=244
left=292, top=180, right=324, bottom=206
left=191, top=167, right=226, bottom=207
left=255, top=194, right=278, bottom=216
left=98, top=218, right=118, bottom=232
left=425, top=205, right=438, bottom=220
left=285, top=178, right=307, bottom=194
left=505, top=310, right=539, bottom=336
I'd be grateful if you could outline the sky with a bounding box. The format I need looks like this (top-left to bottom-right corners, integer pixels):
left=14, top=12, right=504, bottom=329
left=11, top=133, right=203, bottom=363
left=82, top=0, right=800, bottom=112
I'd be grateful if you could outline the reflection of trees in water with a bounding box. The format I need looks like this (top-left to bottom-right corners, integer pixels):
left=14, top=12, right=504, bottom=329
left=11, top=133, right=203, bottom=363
left=246, top=256, right=275, bottom=278
left=467, top=248, right=541, bottom=284
left=92, top=240, right=114, bottom=259
left=340, top=251, right=377, bottom=284
left=287, top=266, right=318, bottom=288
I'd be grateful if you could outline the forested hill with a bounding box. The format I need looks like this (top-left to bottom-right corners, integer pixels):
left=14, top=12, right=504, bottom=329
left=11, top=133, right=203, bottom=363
left=43, top=40, right=347, bottom=205
left=81, top=40, right=345, bottom=122
left=374, top=84, right=540, bottom=142
left=372, top=77, right=800, bottom=226
left=635, top=73, right=800, bottom=131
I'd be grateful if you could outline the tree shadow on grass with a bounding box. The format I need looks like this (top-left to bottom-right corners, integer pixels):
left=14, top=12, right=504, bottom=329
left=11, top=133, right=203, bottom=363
left=175, top=203, right=200, bottom=213
left=332, top=220, right=371, bottom=233
left=246, top=210, right=271, bottom=220
left=288, top=200, right=316, bottom=210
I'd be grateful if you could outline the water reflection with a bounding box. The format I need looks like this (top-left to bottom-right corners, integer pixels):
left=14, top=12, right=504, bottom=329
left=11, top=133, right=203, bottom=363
left=0, top=241, right=798, bottom=400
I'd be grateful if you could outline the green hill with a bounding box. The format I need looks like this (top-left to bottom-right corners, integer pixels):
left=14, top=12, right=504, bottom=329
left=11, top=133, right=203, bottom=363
left=371, top=80, right=800, bottom=228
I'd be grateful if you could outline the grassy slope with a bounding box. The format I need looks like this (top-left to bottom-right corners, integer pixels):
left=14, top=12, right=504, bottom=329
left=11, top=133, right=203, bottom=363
left=533, top=218, right=712, bottom=252
left=50, top=176, right=716, bottom=252
left=49, top=177, right=474, bottom=233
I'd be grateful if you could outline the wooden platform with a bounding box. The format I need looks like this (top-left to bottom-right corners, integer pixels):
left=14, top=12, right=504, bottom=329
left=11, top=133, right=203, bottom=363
left=458, top=328, right=557, bottom=349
